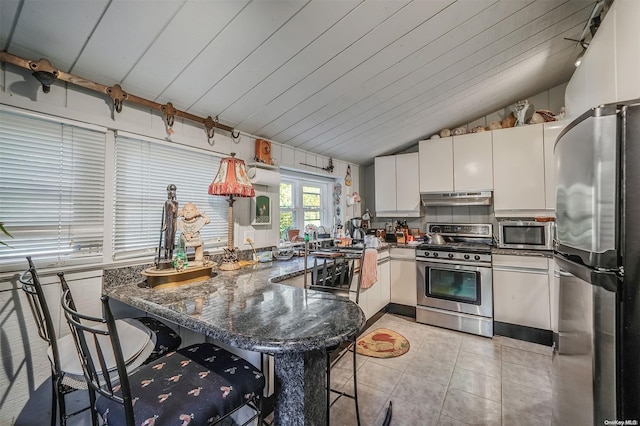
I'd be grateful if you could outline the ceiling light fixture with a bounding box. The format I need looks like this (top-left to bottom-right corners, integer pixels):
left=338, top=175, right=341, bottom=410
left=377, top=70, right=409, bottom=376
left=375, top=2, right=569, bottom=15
left=574, top=50, right=585, bottom=67
left=564, top=37, right=589, bottom=68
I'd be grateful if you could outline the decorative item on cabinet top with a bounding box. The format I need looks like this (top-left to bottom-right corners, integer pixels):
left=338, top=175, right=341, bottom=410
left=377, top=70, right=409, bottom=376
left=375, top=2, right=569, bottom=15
left=255, top=139, right=272, bottom=165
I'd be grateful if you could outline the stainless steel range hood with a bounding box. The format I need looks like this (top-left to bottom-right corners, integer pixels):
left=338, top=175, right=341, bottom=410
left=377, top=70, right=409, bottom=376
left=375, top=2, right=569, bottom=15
left=420, top=191, right=492, bottom=206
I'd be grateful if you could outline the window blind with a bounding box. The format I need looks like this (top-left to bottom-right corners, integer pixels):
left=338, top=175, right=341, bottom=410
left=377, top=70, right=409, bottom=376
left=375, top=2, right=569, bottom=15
left=0, top=109, right=106, bottom=271
left=113, top=134, right=228, bottom=259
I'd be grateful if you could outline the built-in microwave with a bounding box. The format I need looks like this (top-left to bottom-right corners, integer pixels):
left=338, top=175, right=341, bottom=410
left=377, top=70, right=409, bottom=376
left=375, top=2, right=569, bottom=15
left=497, top=220, right=554, bottom=250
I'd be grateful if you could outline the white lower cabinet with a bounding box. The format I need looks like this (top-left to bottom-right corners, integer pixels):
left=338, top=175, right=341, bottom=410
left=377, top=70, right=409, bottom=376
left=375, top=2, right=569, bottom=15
left=354, top=251, right=390, bottom=319
left=492, top=254, right=551, bottom=330
left=390, top=248, right=417, bottom=306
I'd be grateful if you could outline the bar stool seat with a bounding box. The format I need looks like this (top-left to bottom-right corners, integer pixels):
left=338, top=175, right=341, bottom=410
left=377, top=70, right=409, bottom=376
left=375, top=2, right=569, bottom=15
left=61, top=286, right=265, bottom=426
left=95, top=343, right=265, bottom=425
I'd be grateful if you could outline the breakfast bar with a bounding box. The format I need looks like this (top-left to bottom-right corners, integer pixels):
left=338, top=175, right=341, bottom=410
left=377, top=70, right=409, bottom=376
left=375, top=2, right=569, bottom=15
left=103, top=259, right=366, bottom=426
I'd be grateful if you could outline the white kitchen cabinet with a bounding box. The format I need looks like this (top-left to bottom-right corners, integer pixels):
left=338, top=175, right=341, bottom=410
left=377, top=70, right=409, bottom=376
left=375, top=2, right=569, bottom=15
left=419, top=137, right=453, bottom=192
left=390, top=248, right=417, bottom=306
left=353, top=251, right=390, bottom=319
left=374, top=153, right=420, bottom=217
left=418, top=133, right=493, bottom=193
left=492, top=123, right=546, bottom=214
left=376, top=253, right=391, bottom=314
left=492, top=254, right=551, bottom=330
left=543, top=120, right=568, bottom=211
left=453, top=132, right=493, bottom=191
left=565, top=0, right=635, bottom=117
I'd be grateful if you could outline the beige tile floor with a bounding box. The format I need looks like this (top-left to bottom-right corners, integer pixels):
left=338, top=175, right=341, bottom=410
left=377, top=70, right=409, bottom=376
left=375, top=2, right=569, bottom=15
left=329, top=313, right=554, bottom=426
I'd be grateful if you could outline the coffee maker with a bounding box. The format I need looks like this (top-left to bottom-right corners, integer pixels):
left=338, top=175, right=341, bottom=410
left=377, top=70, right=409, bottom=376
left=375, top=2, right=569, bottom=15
left=348, top=217, right=365, bottom=244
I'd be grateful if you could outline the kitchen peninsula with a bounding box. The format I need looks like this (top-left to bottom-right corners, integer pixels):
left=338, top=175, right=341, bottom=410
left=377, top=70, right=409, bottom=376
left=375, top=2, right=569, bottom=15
left=103, top=257, right=366, bottom=426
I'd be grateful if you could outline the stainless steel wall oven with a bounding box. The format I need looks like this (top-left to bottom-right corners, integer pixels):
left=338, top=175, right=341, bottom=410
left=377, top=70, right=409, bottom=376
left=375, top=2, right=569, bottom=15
left=416, top=223, right=493, bottom=337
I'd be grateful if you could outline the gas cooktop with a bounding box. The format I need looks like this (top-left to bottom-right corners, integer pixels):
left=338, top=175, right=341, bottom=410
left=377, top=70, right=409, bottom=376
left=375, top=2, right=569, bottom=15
left=416, top=241, right=492, bottom=253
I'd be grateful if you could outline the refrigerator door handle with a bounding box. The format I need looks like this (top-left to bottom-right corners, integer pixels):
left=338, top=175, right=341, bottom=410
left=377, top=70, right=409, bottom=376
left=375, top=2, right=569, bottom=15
left=554, top=254, right=619, bottom=291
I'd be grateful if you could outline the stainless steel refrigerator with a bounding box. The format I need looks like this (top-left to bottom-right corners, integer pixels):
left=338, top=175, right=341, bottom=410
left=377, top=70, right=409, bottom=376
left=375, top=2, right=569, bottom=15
left=553, top=99, right=640, bottom=424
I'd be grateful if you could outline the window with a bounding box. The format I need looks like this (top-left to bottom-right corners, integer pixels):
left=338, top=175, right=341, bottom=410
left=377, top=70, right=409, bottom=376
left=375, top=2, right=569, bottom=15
left=279, top=174, right=331, bottom=238
left=0, top=108, right=106, bottom=271
left=113, top=133, right=229, bottom=259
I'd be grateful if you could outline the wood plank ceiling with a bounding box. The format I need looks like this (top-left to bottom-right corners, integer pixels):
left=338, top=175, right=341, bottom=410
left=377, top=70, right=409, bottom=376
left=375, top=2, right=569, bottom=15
left=0, top=0, right=596, bottom=165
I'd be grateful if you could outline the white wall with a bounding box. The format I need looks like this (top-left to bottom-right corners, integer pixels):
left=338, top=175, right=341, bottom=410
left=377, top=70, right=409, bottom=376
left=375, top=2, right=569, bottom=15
left=565, top=0, right=640, bottom=117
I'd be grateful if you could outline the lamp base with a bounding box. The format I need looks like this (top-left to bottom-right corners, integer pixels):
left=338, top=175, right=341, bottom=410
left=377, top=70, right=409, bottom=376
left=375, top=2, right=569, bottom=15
left=219, top=260, right=241, bottom=271
left=219, top=246, right=241, bottom=271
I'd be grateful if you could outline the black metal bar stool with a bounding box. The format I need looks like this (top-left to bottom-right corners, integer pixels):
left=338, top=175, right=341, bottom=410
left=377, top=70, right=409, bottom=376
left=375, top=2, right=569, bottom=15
left=60, top=281, right=265, bottom=425
left=308, top=248, right=370, bottom=425
left=19, top=257, right=183, bottom=426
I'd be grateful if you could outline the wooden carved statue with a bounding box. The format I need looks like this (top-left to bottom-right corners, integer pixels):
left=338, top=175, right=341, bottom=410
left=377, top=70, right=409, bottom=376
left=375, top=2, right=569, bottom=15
left=159, top=184, right=178, bottom=265
left=177, top=202, right=210, bottom=262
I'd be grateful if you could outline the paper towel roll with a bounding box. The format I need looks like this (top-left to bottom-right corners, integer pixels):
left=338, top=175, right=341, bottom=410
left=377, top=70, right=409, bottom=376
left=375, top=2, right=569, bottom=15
left=248, top=166, right=281, bottom=186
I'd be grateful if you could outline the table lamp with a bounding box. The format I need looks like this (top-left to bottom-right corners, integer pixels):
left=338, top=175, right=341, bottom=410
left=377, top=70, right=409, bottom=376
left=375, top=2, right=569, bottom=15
left=208, top=153, right=255, bottom=271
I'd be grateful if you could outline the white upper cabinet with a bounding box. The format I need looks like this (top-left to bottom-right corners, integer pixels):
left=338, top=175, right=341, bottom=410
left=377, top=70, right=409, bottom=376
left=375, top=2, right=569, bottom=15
left=419, top=138, right=453, bottom=192
left=375, top=153, right=420, bottom=217
left=419, top=132, right=493, bottom=193
left=565, top=0, right=640, bottom=118
left=453, top=132, right=493, bottom=191
left=396, top=153, right=420, bottom=212
left=374, top=156, right=397, bottom=215
left=492, top=123, right=545, bottom=214
left=543, top=120, right=568, bottom=211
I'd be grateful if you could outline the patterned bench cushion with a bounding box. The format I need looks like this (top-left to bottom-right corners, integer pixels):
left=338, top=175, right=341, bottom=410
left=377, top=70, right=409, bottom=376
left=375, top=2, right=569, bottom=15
left=97, top=343, right=265, bottom=425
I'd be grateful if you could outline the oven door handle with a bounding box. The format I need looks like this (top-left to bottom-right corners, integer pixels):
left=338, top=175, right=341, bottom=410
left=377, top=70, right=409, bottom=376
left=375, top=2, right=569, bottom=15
left=492, top=265, right=548, bottom=275
left=416, top=261, right=486, bottom=273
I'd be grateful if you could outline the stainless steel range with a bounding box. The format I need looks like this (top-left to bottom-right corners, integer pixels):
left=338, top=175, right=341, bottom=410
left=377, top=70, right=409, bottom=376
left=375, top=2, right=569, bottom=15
left=416, top=223, right=493, bottom=337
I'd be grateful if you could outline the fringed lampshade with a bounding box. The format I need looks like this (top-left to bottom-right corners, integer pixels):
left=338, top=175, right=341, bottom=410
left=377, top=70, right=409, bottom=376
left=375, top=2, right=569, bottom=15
left=208, top=153, right=255, bottom=271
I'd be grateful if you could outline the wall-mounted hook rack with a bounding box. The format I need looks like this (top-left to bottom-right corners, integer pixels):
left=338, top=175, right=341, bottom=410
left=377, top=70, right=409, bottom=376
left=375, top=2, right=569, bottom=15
left=299, top=158, right=334, bottom=173
left=0, top=51, right=239, bottom=141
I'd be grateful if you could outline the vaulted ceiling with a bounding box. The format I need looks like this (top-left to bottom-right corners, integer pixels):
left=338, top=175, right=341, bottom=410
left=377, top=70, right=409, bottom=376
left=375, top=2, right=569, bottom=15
left=1, top=0, right=596, bottom=164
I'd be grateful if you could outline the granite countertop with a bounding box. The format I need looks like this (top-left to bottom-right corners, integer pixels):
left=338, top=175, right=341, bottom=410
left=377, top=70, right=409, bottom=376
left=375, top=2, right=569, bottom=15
left=103, top=255, right=367, bottom=354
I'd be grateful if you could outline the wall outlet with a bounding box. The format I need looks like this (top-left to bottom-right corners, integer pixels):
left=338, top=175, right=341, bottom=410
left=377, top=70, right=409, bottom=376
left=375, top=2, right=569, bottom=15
left=243, top=230, right=255, bottom=246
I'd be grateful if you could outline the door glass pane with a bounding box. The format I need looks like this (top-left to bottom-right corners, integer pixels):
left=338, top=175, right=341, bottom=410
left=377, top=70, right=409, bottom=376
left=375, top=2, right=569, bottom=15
left=429, top=268, right=479, bottom=304
left=503, top=226, right=544, bottom=245
left=280, top=211, right=294, bottom=237
left=302, top=185, right=320, bottom=208
left=280, top=183, right=293, bottom=208
left=304, top=211, right=321, bottom=228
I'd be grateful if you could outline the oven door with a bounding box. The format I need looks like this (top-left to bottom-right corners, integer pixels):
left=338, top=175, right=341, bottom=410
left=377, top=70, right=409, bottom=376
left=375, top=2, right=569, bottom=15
left=416, top=259, right=492, bottom=318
